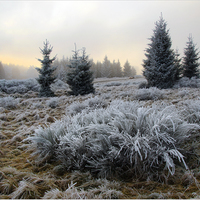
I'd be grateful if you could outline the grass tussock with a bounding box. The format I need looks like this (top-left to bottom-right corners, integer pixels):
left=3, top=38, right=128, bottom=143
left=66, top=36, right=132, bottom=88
left=26, top=100, right=200, bottom=181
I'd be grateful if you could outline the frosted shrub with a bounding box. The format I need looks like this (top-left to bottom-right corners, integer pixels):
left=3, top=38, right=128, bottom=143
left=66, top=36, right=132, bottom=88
left=24, top=121, right=67, bottom=164
left=174, top=77, right=200, bottom=88
left=6, top=85, right=28, bottom=94
left=42, top=182, right=85, bottom=199
left=138, top=81, right=148, bottom=89
left=85, top=96, right=107, bottom=109
left=27, top=100, right=199, bottom=180
left=66, top=96, right=107, bottom=115
left=46, top=97, right=59, bottom=108
left=30, top=102, right=44, bottom=109
left=0, top=97, right=19, bottom=109
left=180, top=100, right=200, bottom=124
left=10, top=180, right=40, bottom=199
left=104, top=81, right=122, bottom=87
left=0, top=79, right=39, bottom=94
left=177, top=89, right=189, bottom=97
left=66, top=101, right=87, bottom=115
left=134, top=87, right=164, bottom=100
left=51, top=79, right=69, bottom=92
left=42, top=181, right=124, bottom=199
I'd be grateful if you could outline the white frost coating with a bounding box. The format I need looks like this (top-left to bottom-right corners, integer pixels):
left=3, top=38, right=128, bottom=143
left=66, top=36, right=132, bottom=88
left=26, top=100, right=200, bottom=178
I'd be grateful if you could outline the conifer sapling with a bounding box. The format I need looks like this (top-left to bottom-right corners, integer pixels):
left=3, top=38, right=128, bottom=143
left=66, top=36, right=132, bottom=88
left=67, top=45, right=95, bottom=96
left=36, top=40, right=57, bottom=97
left=182, top=35, right=200, bottom=78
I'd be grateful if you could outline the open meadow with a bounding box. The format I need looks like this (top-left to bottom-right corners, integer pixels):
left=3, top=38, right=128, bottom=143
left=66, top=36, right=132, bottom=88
left=1, top=76, right=200, bottom=199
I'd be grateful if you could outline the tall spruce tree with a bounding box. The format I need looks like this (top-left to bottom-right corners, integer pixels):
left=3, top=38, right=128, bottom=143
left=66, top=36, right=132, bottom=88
left=142, top=15, right=177, bottom=89
left=67, top=46, right=95, bottom=96
left=36, top=40, right=57, bottom=97
left=182, top=35, right=200, bottom=78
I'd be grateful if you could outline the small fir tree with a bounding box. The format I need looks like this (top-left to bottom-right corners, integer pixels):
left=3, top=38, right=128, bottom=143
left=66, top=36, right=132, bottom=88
left=142, top=15, right=177, bottom=89
left=67, top=46, right=95, bottom=96
left=36, top=40, right=57, bottom=97
left=182, top=35, right=200, bottom=78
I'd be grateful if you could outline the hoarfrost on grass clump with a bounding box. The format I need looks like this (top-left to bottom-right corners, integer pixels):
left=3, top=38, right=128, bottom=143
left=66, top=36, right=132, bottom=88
left=24, top=121, right=67, bottom=164
left=173, top=76, right=200, bottom=88
left=0, top=97, right=19, bottom=109
left=50, top=79, right=69, bottom=92
left=134, top=87, right=164, bottom=100
left=26, top=100, right=200, bottom=180
left=138, top=81, right=148, bottom=89
left=180, top=100, right=200, bottom=124
left=66, top=96, right=108, bottom=115
left=30, top=102, right=44, bottom=109
left=104, top=81, right=122, bottom=87
left=0, top=79, right=40, bottom=94
left=10, top=180, right=40, bottom=199
left=46, top=97, right=59, bottom=108
left=42, top=180, right=124, bottom=199
left=177, top=89, right=189, bottom=97
left=42, top=182, right=85, bottom=199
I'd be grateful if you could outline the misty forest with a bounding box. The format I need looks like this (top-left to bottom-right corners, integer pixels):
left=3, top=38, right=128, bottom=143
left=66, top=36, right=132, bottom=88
left=1, top=15, right=200, bottom=199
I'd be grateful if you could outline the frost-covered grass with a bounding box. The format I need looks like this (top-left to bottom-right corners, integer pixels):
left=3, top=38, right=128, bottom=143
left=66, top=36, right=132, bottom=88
left=10, top=180, right=40, bottom=199
left=134, top=87, right=164, bottom=100
left=2, top=77, right=200, bottom=199
left=180, top=100, right=200, bottom=124
left=104, top=81, right=122, bottom=87
left=66, top=96, right=108, bottom=115
left=46, top=97, right=59, bottom=108
left=174, top=76, right=200, bottom=88
left=51, top=79, right=69, bottom=92
left=0, top=79, right=40, bottom=94
left=0, top=97, right=19, bottom=109
left=26, top=100, right=199, bottom=180
left=0, top=78, right=68, bottom=95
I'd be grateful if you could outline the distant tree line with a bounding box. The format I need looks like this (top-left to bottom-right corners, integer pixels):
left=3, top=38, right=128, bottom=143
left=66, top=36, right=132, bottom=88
left=0, top=63, right=38, bottom=80
left=0, top=57, right=137, bottom=82
left=90, top=56, right=136, bottom=78
left=52, top=55, right=137, bottom=81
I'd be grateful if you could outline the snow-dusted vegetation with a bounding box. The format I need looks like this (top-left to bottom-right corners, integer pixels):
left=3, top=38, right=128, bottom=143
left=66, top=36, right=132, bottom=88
left=1, top=76, right=200, bottom=199
left=173, top=76, right=200, bottom=88
left=26, top=100, right=199, bottom=179
left=0, top=78, right=39, bottom=94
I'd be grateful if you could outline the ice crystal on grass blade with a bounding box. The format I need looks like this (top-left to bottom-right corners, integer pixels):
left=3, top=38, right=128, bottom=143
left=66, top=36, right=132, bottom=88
left=27, top=100, right=200, bottom=180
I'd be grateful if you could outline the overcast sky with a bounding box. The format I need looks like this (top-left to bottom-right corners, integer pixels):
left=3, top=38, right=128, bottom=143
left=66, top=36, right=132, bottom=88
left=0, top=1, right=200, bottom=74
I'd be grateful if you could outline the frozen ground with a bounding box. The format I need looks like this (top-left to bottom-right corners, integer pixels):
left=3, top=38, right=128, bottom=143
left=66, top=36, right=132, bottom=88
left=0, top=77, right=200, bottom=199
